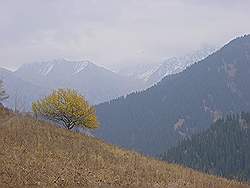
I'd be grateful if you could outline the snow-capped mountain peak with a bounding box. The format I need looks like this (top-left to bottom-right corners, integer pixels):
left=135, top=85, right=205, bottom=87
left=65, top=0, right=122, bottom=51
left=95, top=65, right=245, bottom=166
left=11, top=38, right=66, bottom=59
left=16, top=59, right=93, bottom=77
left=114, top=47, right=216, bottom=89
left=12, top=59, right=144, bottom=105
left=145, top=46, right=217, bottom=86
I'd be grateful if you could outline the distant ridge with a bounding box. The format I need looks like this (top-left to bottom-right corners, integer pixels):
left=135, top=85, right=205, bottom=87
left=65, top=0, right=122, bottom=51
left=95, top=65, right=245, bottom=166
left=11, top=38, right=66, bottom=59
left=0, top=67, right=47, bottom=111
left=1, top=59, right=144, bottom=108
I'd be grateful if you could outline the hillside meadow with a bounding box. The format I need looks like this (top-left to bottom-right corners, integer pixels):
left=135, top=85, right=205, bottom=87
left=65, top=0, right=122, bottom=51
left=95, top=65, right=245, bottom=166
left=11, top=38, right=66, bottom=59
left=0, top=109, right=249, bottom=187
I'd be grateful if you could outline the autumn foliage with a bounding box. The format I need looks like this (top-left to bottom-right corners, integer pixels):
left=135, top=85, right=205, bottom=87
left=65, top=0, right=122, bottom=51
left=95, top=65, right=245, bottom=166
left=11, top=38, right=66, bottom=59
left=32, top=89, right=99, bottom=130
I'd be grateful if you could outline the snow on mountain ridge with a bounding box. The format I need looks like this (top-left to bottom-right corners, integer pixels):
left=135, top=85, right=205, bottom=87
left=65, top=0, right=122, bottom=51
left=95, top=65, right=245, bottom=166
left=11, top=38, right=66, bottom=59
left=18, top=61, right=57, bottom=76
left=17, top=59, right=93, bottom=76
left=73, top=61, right=90, bottom=74
left=138, top=66, right=159, bottom=82
left=115, top=63, right=160, bottom=82
left=114, top=47, right=216, bottom=88
left=40, top=63, right=55, bottom=76
left=148, top=47, right=217, bottom=84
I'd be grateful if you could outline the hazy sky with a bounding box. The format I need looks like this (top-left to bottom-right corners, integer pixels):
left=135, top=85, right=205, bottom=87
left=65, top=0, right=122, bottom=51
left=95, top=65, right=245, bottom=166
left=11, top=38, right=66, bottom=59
left=1, top=0, right=250, bottom=70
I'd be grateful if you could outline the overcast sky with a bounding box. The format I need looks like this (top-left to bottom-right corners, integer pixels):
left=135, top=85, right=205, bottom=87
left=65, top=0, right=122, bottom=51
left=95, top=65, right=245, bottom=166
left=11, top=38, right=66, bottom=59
left=1, top=0, right=250, bottom=70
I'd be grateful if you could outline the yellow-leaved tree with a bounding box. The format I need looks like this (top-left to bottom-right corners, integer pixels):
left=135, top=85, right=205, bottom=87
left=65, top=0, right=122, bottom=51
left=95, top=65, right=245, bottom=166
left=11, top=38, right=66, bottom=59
left=32, top=89, right=99, bottom=130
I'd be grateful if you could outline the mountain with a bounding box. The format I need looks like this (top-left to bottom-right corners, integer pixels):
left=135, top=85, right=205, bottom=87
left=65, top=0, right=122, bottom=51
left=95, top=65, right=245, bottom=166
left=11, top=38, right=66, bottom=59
left=114, top=47, right=216, bottom=88
left=0, top=109, right=247, bottom=188
left=2, top=49, right=215, bottom=109
left=115, top=63, right=159, bottom=82
left=146, top=47, right=216, bottom=86
left=95, top=35, right=250, bottom=155
left=161, top=112, right=250, bottom=182
left=0, top=68, right=47, bottom=110
left=14, top=59, right=144, bottom=105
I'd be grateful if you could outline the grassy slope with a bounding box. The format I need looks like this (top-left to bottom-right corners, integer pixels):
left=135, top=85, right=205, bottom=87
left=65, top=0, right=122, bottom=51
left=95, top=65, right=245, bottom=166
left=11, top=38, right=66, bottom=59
left=0, top=112, right=249, bottom=187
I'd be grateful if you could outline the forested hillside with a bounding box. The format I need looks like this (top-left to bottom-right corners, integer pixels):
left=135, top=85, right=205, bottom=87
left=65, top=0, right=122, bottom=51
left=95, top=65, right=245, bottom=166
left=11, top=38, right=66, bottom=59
left=162, top=113, right=250, bottom=182
left=96, top=35, right=250, bottom=155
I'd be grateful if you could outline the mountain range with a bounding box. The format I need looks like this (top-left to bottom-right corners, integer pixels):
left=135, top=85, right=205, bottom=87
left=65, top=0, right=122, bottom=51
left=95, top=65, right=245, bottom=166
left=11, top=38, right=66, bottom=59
left=115, top=47, right=216, bottom=87
left=1, top=59, right=144, bottom=109
left=95, top=35, right=250, bottom=155
left=145, top=47, right=216, bottom=86
left=1, top=46, right=215, bottom=110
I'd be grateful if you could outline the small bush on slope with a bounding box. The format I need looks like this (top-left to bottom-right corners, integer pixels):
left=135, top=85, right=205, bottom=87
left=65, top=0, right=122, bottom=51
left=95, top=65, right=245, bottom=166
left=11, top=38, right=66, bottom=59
left=0, top=113, right=249, bottom=187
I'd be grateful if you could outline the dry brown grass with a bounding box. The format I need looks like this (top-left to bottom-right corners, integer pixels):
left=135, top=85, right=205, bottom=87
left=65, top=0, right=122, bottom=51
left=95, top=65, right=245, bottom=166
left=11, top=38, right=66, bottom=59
left=0, top=111, right=249, bottom=187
